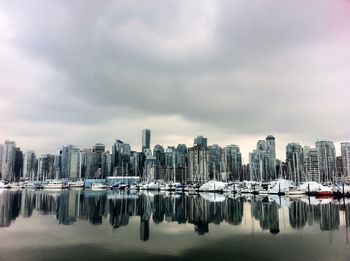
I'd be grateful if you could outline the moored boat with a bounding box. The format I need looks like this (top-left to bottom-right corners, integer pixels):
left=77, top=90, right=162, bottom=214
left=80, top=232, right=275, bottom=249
left=199, top=180, right=225, bottom=192
left=68, top=180, right=85, bottom=188
left=91, top=182, right=107, bottom=190
left=43, top=180, right=64, bottom=189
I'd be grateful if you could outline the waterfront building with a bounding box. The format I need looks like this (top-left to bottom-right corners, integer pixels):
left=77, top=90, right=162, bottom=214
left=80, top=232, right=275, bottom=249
left=69, top=147, right=81, bottom=179
left=92, top=143, right=105, bottom=175
left=153, top=145, right=165, bottom=166
left=208, top=144, right=222, bottom=179
left=14, top=148, right=23, bottom=181
left=176, top=144, right=187, bottom=167
left=130, top=151, right=145, bottom=177
left=223, top=145, right=242, bottom=181
left=142, top=129, right=151, bottom=152
left=341, top=142, right=350, bottom=180
left=188, top=145, right=209, bottom=183
left=249, top=149, right=265, bottom=181
left=53, top=153, right=62, bottom=179
left=1, top=140, right=16, bottom=181
left=80, top=149, right=96, bottom=179
left=37, top=154, right=55, bottom=180
left=266, top=135, right=276, bottom=179
left=61, top=145, right=78, bottom=179
left=303, top=146, right=320, bottom=182
left=112, top=140, right=131, bottom=176
left=194, top=135, right=207, bottom=148
left=101, top=151, right=112, bottom=178
left=286, top=143, right=304, bottom=183
left=316, top=140, right=336, bottom=183
left=336, top=156, right=343, bottom=179
left=249, top=136, right=276, bottom=181
left=144, top=150, right=156, bottom=181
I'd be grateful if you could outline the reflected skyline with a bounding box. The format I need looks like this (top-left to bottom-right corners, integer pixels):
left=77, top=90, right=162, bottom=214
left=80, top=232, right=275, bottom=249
left=1, top=190, right=349, bottom=242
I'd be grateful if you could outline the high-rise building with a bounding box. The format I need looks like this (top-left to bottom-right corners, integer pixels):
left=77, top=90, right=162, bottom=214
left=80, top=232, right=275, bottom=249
left=303, top=146, right=320, bottom=182
left=92, top=143, right=105, bottom=174
left=101, top=151, right=112, bottom=178
left=165, top=146, right=176, bottom=167
left=153, top=145, right=165, bottom=166
left=69, top=147, right=81, bottom=179
left=208, top=144, right=222, bottom=178
left=249, top=149, right=265, bottom=181
left=112, top=140, right=131, bottom=176
left=13, top=148, right=23, bottom=181
left=60, top=145, right=81, bottom=179
left=1, top=140, right=16, bottom=181
left=53, top=152, right=62, bottom=178
left=188, top=145, right=209, bottom=182
left=176, top=144, right=187, bottom=168
left=316, top=140, right=336, bottom=182
left=80, top=149, right=94, bottom=179
left=223, top=145, right=242, bottom=181
left=37, top=154, right=55, bottom=180
left=61, top=145, right=75, bottom=178
left=23, top=150, right=37, bottom=180
left=266, top=135, right=276, bottom=179
left=336, top=156, right=343, bottom=179
left=194, top=135, right=207, bottom=148
left=341, top=142, right=350, bottom=179
left=286, top=143, right=304, bottom=183
left=142, top=129, right=151, bottom=152
left=249, top=137, right=275, bottom=181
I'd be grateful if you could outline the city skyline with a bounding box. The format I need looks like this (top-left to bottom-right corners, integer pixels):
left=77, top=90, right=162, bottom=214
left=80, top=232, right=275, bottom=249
left=1, top=132, right=350, bottom=183
left=0, top=1, right=349, bottom=160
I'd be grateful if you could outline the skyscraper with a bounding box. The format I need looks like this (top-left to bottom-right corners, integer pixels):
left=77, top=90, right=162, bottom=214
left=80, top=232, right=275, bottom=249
left=37, top=154, right=55, bottom=180
left=61, top=145, right=80, bottom=179
left=112, top=139, right=131, bottom=176
left=69, top=147, right=81, bottom=179
left=303, top=146, right=320, bottom=182
left=286, top=143, right=304, bottom=183
left=142, top=129, right=151, bottom=152
left=223, top=145, right=242, bottom=181
left=187, top=136, right=209, bottom=182
left=208, top=144, right=222, bottom=178
left=23, top=150, right=37, bottom=180
left=316, top=140, right=336, bottom=182
left=1, top=140, right=16, bottom=181
left=92, top=143, right=105, bottom=175
left=266, top=135, right=276, bottom=179
left=188, top=145, right=209, bottom=182
left=249, top=137, right=275, bottom=181
left=14, top=148, right=23, bottom=181
left=194, top=135, right=207, bottom=148
left=341, top=142, right=350, bottom=179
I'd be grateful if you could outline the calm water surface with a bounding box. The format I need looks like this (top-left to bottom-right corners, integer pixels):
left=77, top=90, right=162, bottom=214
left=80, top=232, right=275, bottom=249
left=0, top=189, right=349, bottom=261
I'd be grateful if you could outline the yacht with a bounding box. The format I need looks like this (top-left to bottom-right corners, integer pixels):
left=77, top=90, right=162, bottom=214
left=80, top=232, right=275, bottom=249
left=299, top=181, right=332, bottom=196
left=68, top=180, right=85, bottom=188
left=141, top=181, right=160, bottom=190
left=43, top=180, right=64, bottom=189
left=91, top=182, right=107, bottom=190
left=7, top=182, right=22, bottom=189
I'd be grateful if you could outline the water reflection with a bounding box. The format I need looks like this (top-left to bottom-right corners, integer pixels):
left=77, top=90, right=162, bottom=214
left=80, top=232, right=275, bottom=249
left=0, top=190, right=349, bottom=241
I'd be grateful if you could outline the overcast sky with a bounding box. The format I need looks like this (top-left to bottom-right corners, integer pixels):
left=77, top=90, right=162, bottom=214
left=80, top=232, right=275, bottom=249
left=0, top=0, right=349, bottom=159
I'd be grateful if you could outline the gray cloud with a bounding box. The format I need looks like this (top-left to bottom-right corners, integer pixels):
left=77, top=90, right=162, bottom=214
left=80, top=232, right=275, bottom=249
left=0, top=0, right=349, bottom=157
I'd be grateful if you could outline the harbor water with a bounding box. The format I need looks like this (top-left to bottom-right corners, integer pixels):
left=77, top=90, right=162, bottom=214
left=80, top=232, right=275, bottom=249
left=0, top=189, right=349, bottom=261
